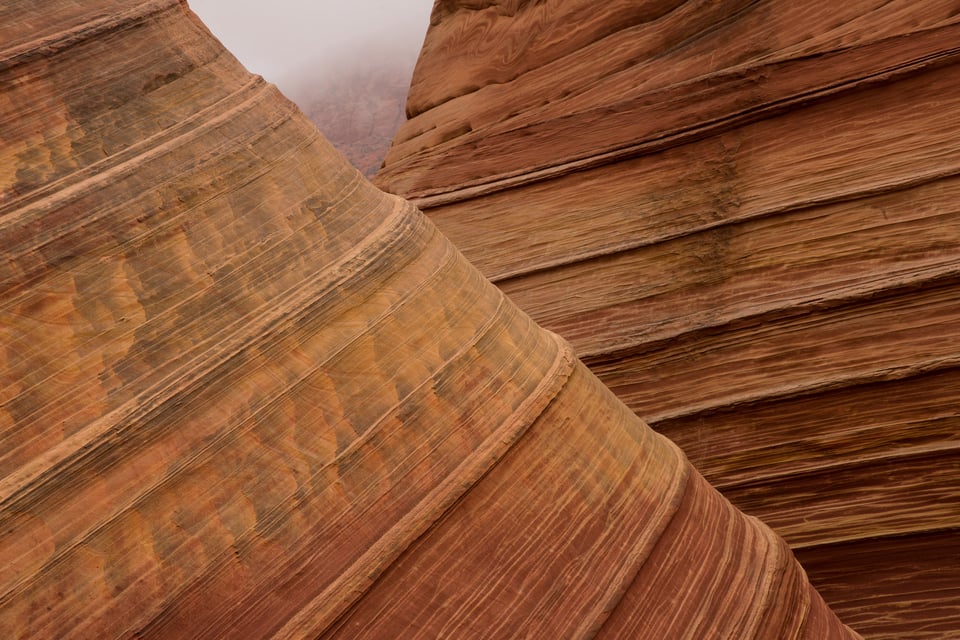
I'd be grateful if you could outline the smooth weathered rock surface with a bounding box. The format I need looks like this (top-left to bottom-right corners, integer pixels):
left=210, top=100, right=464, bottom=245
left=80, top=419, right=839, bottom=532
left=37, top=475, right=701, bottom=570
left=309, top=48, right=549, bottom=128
left=1, top=1, right=858, bottom=638
left=377, top=1, right=960, bottom=638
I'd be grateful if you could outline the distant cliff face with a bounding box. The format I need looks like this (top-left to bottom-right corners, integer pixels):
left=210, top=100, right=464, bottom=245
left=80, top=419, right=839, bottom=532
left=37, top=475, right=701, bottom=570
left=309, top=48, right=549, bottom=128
left=378, top=1, right=960, bottom=638
left=287, top=61, right=413, bottom=177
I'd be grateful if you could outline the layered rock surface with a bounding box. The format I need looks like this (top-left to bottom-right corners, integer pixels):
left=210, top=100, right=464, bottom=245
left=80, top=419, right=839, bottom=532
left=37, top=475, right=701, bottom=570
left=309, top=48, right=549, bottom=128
left=0, top=1, right=858, bottom=638
left=377, top=2, right=960, bottom=638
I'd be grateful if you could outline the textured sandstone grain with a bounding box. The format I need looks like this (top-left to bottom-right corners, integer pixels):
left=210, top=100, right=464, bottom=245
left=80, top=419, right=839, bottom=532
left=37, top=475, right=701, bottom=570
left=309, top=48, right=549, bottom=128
left=0, top=1, right=859, bottom=638
left=377, top=1, right=960, bottom=637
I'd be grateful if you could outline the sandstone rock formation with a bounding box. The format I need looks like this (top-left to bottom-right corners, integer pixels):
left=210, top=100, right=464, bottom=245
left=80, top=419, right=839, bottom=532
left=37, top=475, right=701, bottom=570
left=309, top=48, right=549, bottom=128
left=376, top=2, right=960, bottom=638
left=0, top=0, right=860, bottom=638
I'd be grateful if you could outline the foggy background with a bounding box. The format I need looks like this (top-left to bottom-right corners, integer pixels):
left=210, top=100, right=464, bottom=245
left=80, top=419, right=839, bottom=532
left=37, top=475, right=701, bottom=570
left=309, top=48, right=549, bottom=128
left=187, top=0, right=437, bottom=176
left=188, top=0, right=434, bottom=93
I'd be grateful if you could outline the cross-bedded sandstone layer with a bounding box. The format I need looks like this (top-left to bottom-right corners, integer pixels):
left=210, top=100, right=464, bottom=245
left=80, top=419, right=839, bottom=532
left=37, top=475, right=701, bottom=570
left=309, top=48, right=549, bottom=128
left=376, top=2, right=960, bottom=638
left=0, top=1, right=858, bottom=637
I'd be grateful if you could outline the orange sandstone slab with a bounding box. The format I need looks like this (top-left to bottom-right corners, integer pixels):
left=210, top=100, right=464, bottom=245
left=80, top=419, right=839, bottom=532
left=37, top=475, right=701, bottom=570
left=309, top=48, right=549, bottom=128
left=0, top=1, right=858, bottom=638
left=378, top=1, right=960, bottom=637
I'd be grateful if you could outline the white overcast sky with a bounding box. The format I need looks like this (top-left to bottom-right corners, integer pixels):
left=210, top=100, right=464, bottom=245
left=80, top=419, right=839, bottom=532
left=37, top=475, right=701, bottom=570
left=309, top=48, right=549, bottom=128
left=188, top=0, right=435, bottom=88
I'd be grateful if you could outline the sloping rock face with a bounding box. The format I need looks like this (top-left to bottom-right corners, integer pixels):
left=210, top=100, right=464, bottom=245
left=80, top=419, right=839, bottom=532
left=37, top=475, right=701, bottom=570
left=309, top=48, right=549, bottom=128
left=0, top=1, right=858, bottom=638
left=376, top=1, right=960, bottom=638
